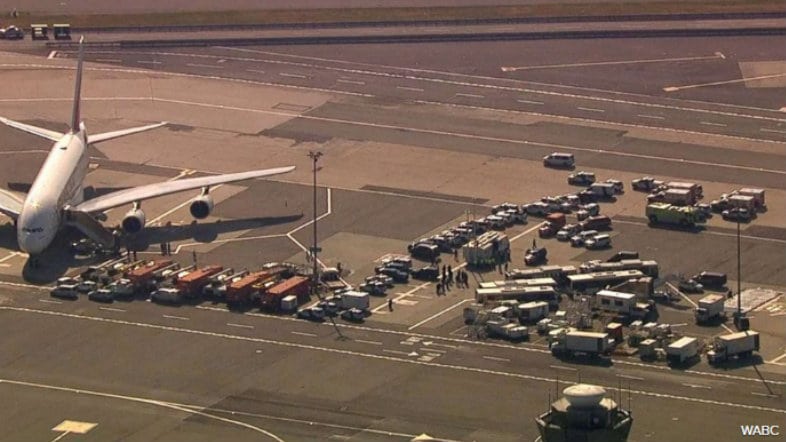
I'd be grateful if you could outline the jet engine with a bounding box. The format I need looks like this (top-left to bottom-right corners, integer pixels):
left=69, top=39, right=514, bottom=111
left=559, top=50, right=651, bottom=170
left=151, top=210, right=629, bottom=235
left=189, top=194, right=214, bottom=219
left=121, top=208, right=146, bottom=234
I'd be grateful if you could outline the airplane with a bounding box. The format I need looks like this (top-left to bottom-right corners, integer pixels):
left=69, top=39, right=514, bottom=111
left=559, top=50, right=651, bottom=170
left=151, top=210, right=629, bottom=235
left=0, top=37, right=295, bottom=262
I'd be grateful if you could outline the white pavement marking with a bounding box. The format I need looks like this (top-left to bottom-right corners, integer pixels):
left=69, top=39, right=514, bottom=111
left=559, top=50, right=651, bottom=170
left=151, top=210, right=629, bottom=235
left=96, top=58, right=121, bottom=63
left=664, top=72, right=786, bottom=92
left=246, top=68, right=266, bottom=74
left=186, top=63, right=223, bottom=69
left=137, top=60, right=162, bottom=65
left=355, top=339, right=382, bottom=346
left=637, top=114, right=665, bottom=120
left=761, top=127, right=786, bottom=134
left=617, top=374, right=645, bottom=381
left=455, top=92, right=484, bottom=99
left=682, top=383, right=712, bottom=390
left=0, top=252, right=21, bottom=263
left=162, top=315, right=189, bottom=321
left=172, top=233, right=286, bottom=255
left=285, top=188, right=333, bottom=271
left=279, top=72, right=306, bottom=78
left=577, top=106, right=605, bottom=113
left=291, top=331, right=317, bottom=337
left=549, top=365, right=578, bottom=372
left=700, top=121, right=727, bottom=127
left=408, top=299, right=473, bottom=330
left=336, top=78, right=365, bottom=85
left=483, top=356, right=510, bottom=362
left=752, top=392, right=781, bottom=398
left=3, top=378, right=284, bottom=441
left=227, top=323, right=254, bottom=329
left=47, top=51, right=57, bottom=59
left=396, top=85, right=424, bottom=92
left=382, top=349, right=411, bottom=356
left=39, top=299, right=61, bottom=304
left=99, top=307, right=126, bottom=313
left=768, top=353, right=786, bottom=364
left=516, top=99, right=544, bottom=105
left=501, top=54, right=725, bottom=72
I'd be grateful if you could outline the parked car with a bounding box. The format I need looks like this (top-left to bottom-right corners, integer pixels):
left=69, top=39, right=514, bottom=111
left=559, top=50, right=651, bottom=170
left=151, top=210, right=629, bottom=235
left=556, top=224, right=581, bottom=241
left=543, top=152, right=575, bottom=168
left=585, top=234, right=611, bottom=250
left=88, top=288, right=114, bottom=303
left=722, top=207, right=754, bottom=222
left=366, top=274, right=394, bottom=288
left=632, top=176, right=663, bottom=192
left=524, top=247, right=548, bottom=266
left=297, top=307, right=326, bottom=321
left=377, top=267, right=410, bottom=283
left=567, top=171, right=596, bottom=186
left=605, top=179, right=624, bottom=194
left=0, top=25, right=23, bottom=39
left=694, top=203, right=712, bottom=218
left=570, top=230, right=598, bottom=247
left=341, top=307, right=366, bottom=322
left=76, top=280, right=97, bottom=294
left=492, top=202, right=519, bottom=214
left=579, top=203, right=600, bottom=216
left=51, top=284, right=79, bottom=300
left=505, top=208, right=527, bottom=223
left=411, top=266, right=440, bottom=281
left=710, top=198, right=732, bottom=213
left=410, top=243, right=439, bottom=261
left=525, top=202, right=550, bottom=217
left=359, top=281, right=387, bottom=296
left=693, top=271, right=727, bottom=288
left=579, top=215, right=612, bottom=231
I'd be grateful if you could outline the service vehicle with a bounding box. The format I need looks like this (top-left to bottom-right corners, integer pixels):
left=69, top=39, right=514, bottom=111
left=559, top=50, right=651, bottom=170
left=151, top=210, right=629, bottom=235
left=410, top=243, right=439, bottom=261
left=485, top=215, right=507, bottom=230
left=340, top=291, right=370, bottom=310
left=381, top=256, right=413, bottom=270
left=75, top=280, right=97, bottom=294
left=587, top=183, right=616, bottom=199
left=678, top=278, right=703, bottom=293
left=57, top=277, right=79, bottom=286
left=518, top=301, right=549, bottom=322
left=710, top=198, right=732, bottom=213
left=476, top=285, right=558, bottom=305
left=0, top=25, right=23, bottom=39
left=543, top=152, right=575, bottom=168
left=570, top=229, right=598, bottom=247
left=646, top=203, right=703, bottom=227
left=692, top=271, right=727, bottom=288
left=567, top=270, right=644, bottom=294
left=297, top=307, right=326, bottom=321
left=707, top=331, right=759, bottom=364
left=567, top=171, right=596, bottom=186
left=585, top=234, right=611, bottom=250
left=666, top=337, right=699, bottom=365
left=88, top=288, right=114, bottom=303
left=492, top=202, right=519, bottom=214
left=579, top=215, right=612, bottom=231
left=376, top=267, right=409, bottom=283
left=660, top=181, right=703, bottom=200
left=487, top=320, right=529, bottom=341
left=504, top=208, right=527, bottom=223
left=695, top=294, right=726, bottom=324
left=151, top=287, right=183, bottom=304
left=538, top=213, right=566, bottom=237
left=722, top=207, right=754, bottom=222
left=736, top=188, right=766, bottom=210
left=365, top=274, right=394, bottom=288
left=726, top=195, right=756, bottom=211
left=341, top=307, right=366, bottom=322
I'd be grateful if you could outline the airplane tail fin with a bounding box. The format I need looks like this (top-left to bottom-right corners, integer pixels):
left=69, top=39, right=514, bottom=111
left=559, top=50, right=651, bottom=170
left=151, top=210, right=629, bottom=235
left=70, top=35, right=85, bottom=132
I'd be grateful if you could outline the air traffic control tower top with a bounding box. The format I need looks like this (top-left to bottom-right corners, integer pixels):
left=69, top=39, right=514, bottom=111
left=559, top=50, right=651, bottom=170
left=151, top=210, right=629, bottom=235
left=535, top=384, right=633, bottom=442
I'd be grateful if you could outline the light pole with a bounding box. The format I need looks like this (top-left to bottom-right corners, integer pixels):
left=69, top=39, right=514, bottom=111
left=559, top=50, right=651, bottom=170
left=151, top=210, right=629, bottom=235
left=307, top=151, right=323, bottom=297
left=735, top=218, right=744, bottom=328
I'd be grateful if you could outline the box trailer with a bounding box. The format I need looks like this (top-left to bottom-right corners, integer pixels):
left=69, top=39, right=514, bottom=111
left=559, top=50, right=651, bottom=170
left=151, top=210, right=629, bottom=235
left=261, top=276, right=311, bottom=311
left=707, top=331, right=759, bottom=364
left=518, top=301, right=549, bottom=322
left=695, top=294, right=726, bottom=324
left=486, top=320, right=529, bottom=341
left=340, top=291, right=370, bottom=310
left=550, top=331, right=611, bottom=358
left=596, top=290, right=637, bottom=314
left=667, top=337, right=699, bottom=365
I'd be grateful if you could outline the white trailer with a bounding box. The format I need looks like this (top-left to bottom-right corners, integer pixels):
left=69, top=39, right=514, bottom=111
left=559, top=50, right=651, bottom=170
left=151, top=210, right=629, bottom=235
left=479, top=277, right=557, bottom=289
left=707, top=331, right=760, bottom=364
left=340, top=291, right=370, bottom=310
left=596, top=290, right=637, bottom=314
left=487, top=320, right=529, bottom=341
left=476, top=286, right=558, bottom=304
left=519, top=301, right=549, bottom=322
left=695, top=294, right=726, bottom=324
left=666, top=337, right=699, bottom=365
left=550, top=330, right=611, bottom=358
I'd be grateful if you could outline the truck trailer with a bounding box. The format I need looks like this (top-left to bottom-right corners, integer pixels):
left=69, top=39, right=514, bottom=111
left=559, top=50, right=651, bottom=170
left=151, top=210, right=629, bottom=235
left=550, top=330, right=612, bottom=359
left=707, top=331, right=759, bottom=364
left=666, top=337, right=699, bottom=365
left=261, top=276, right=311, bottom=311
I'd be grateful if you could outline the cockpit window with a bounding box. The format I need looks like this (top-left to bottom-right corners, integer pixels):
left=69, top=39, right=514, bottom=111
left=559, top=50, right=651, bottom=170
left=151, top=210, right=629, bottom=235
left=22, top=227, right=44, bottom=233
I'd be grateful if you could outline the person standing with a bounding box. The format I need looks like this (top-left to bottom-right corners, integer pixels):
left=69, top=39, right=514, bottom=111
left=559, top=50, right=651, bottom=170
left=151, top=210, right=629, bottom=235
left=388, top=298, right=394, bottom=311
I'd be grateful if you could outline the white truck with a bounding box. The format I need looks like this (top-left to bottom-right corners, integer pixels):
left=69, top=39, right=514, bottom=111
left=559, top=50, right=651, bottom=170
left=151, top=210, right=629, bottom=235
left=518, top=301, right=549, bottom=323
left=340, top=291, right=370, bottom=310
left=707, top=331, right=759, bottom=364
left=694, top=294, right=726, bottom=324
left=487, top=320, right=529, bottom=341
left=550, top=330, right=612, bottom=358
left=666, top=337, right=699, bottom=365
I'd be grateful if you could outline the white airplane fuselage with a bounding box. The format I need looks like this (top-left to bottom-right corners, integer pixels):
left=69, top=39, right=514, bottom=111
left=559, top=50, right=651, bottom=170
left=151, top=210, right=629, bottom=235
left=17, top=125, right=89, bottom=254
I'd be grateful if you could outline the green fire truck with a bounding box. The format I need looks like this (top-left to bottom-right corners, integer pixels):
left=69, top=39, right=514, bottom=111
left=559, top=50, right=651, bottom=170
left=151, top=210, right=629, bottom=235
left=645, top=203, right=704, bottom=227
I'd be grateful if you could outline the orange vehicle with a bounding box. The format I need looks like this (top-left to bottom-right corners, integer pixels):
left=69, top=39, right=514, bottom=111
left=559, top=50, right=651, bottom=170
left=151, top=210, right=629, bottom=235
left=176, top=265, right=223, bottom=298
left=261, top=276, right=310, bottom=311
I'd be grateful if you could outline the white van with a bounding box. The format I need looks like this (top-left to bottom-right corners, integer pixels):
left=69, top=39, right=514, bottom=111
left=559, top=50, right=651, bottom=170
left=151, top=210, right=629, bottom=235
left=585, top=234, right=611, bottom=250
left=543, top=152, right=575, bottom=168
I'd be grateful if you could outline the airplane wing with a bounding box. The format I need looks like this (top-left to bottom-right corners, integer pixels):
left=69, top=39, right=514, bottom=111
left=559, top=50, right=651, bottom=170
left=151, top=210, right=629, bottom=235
left=0, top=116, right=63, bottom=142
left=0, top=188, right=24, bottom=220
left=74, top=166, right=295, bottom=213
left=88, top=122, right=168, bottom=144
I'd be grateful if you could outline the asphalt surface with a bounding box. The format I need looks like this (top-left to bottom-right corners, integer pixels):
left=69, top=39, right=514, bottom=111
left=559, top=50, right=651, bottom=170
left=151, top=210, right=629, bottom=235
left=0, top=30, right=784, bottom=442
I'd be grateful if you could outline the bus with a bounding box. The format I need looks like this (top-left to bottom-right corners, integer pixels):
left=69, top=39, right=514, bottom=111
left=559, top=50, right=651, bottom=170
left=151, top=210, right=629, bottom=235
left=479, top=277, right=557, bottom=289
left=579, top=259, right=659, bottom=278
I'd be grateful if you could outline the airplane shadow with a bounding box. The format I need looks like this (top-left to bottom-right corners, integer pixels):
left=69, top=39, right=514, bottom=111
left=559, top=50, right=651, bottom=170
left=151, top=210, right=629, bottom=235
left=18, top=214, right=303, bottom=284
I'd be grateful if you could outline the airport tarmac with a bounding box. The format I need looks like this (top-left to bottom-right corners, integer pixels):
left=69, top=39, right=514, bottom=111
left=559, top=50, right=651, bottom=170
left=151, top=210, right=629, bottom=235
left=0, top=34, right=784, bottom=441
